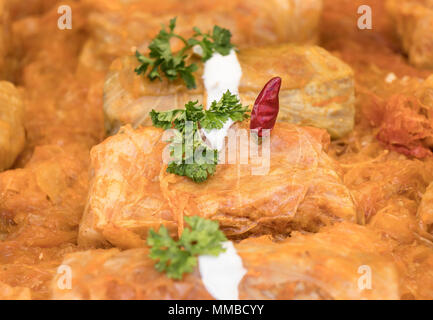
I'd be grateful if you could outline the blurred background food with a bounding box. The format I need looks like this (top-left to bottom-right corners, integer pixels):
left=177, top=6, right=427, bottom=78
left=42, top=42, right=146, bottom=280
left=0, top=0, right=433, bottom=300
left=0, top=81, right=24, bottom=171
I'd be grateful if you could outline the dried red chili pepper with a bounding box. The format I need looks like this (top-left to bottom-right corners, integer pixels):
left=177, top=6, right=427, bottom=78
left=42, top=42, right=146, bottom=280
left=250, top=77, right=281, bottom=137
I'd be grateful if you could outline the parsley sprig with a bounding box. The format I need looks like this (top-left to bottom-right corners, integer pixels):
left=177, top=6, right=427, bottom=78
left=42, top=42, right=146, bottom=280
left=148, top=216, right=227, bottom=279
left=188, top=26, right=235, bottom=61
left=151, top=91, right=249, bottom=183
left=135, top=17, right=235, bottom=89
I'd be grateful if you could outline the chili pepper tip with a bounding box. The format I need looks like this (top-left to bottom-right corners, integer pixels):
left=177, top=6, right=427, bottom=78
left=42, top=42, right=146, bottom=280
left=250, top=77, right=282, bottom=137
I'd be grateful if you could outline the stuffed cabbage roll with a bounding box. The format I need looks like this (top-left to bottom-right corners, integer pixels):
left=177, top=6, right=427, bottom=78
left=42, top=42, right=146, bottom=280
left=104, top=45, right=355, bottom=138
left=393, top=243, right=433, bottom=300
left=362, top=74, right=433, bottom=159
left=78, top=123, right=356, bottom=249
left=0, top=1, right=10, bottom=80
left=79, top=0, right=322, bottom=71
left=418, top=181, right=433, bottom=239
left=55, top=222, right=398, bottom=300
left=387, top=0, right=433, bottom=69
left=0, top=81, right=25, bottom=171
left=0, top=282, right=31, bottom=300
left=0, top=144, right=90, bottom=247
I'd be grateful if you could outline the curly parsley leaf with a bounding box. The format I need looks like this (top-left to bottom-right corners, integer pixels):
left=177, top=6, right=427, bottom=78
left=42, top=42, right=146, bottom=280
left=150, top=109, right=186, bottom=130
left=166, top=125, right=218, bottom=183
left=211, top=26, right=235, bottom=55
left=189, top=26, right=235, bottom=61
left=167, top=158, right=217, bottom=183
left=148, top=226, right=197, bottom=279
left=181, top=216, right=228, bottom=256
left=134, top=17, right=198, bottom=89
left=150, top=92, right=249, bottom=183
left=135, top=18, right=235, bottom=88
left=147, top=216, right=227, bottom=279
left=201, top=90, right=250, bottom=130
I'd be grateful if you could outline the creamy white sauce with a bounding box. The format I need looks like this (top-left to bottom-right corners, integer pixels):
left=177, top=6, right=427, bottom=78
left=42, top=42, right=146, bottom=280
left=385, top=72, right=397, bottom=83
left=201, top=49, right=242, bottom=151
left=193, top=45, right=204, bottom=57
left=198, top=241, right=247, bottom=300
left=202, top=119, right=234, bottom=152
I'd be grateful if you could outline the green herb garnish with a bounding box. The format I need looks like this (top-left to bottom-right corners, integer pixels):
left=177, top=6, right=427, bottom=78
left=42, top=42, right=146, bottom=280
left=188, top=26, right=235, bottom=61
left=148, top=216, right=228, bottom=279
left=135, top=17, right=235, bottom=89
left=151, top=90, right=249, bottom=183
left=200, top=90, right=249, bottom=129
left=135, top=17, right=198, bottom=89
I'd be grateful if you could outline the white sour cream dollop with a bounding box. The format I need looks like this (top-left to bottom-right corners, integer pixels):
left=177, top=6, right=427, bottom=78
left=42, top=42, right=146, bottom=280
left=385, top=72, right=397, bottom=83
left=201, top=49, right=242, bottom=151
left=198, top=241, right=247, bottom=300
